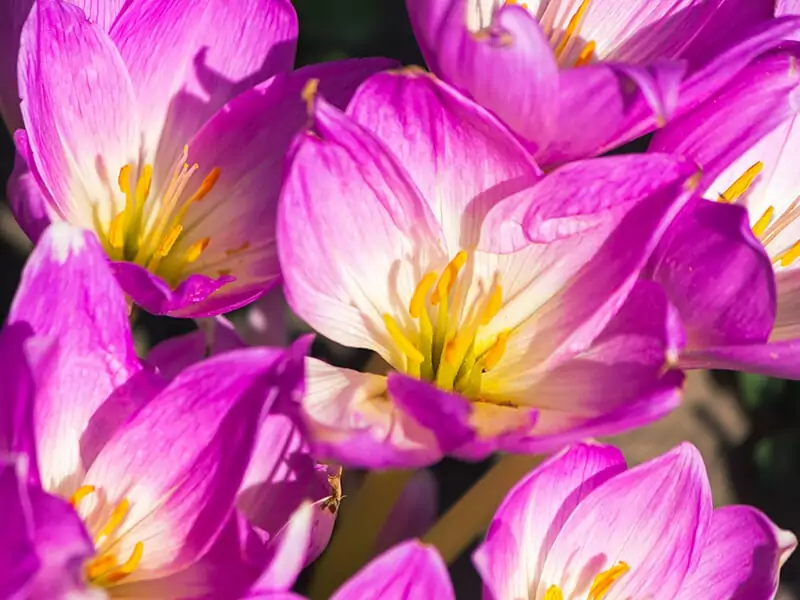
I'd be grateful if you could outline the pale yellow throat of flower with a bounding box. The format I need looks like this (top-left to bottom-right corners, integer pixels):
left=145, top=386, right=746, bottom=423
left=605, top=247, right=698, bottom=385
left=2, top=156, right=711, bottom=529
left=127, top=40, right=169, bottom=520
left=505, top=0, right=596, bottom=67
left=543, top=561, right=629, bottom=600
left=69, top=485, right=144, bottom=588
left=382, top=251, right=509, bottom=399
left=717, top=160, right=800, bottom=267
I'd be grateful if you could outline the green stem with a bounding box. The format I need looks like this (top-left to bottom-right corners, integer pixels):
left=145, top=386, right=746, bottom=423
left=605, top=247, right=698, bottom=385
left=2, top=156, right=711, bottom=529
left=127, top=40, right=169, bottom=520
left=308, top=468, right=415, bottom=599
left=421, top=454, right=544, bottom=564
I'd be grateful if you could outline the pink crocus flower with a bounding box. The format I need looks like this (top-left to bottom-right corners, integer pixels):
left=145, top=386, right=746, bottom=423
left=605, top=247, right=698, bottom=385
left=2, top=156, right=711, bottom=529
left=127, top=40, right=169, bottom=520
left=0, top=222, right=320, bottom=598
left=645, top=41, right=800, bottom=378
left=406, top=0, right=800, bottom=167
left=278, top=68, right=699, bottom=468
left=474, top=442, right=796, bottom=600
left=6, top=0, right=391, bottom=317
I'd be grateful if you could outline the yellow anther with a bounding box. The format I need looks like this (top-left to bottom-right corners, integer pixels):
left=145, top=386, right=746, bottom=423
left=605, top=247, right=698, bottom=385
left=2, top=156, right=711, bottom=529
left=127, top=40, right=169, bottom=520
left=94, top=498, right=130, bottom=544
left=482, top=330, right=510, bottom=371
left=543, top=586, right=564, bottom=600
left=505, top=0, right=529, bottom=6
left=118, top=164, right=132, bottom=195
left=779, top=239, right=800, bottom=267
left=186, top=167, right=221, bottom=205
left=135, top=164, right=153, bottom=206
left=553, top=0, right=592, bottom=58
left=480, top=284, right=503, bottom=326
left=383, top=314, right=425, bottom=364
left=69, top=485, right=95, bottom=507
left=574, top=40, right=596, bottom=66
left=410, top=272, right=439, bottom=318
left=588, top=561, right=630, bottom=600
left=431, top=251, right=468, bottom=305
left=86, top=555, right=117, bottom=581
left=719, top=161, right=763, bottom=203
left=751, top=205, right=775, bottom=238
left=108, top=212, right=126, bottom=250
left=156, top=225, right=183, bottom=259
left=225, top=241, right=252, bottom=256
left=185, top=237, right=210, bottom=263
left=302, top=78, right=320, bottom=114
left=105, top=542, right=144, bottom=584
left=444, top=332, right=471, bottom=366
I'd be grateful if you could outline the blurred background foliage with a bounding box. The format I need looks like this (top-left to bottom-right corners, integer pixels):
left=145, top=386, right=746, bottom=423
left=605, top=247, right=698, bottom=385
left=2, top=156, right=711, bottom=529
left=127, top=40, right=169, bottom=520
left=0, top=1, right=799, bottom=597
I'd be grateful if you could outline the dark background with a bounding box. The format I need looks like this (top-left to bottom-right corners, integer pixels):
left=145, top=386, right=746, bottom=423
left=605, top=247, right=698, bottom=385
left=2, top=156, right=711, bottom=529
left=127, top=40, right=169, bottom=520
left=1, top=1, right=799, bottom=597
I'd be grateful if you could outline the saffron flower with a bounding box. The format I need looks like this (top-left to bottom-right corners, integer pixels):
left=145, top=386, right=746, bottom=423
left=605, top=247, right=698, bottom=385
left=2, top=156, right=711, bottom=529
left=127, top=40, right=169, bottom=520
left=248, top=540, right=455, bottom=600
left=406, top=0, right=800, bottom=167
left=646, top=43, right=800, bottom=378
left=279, top=69, right=697, bottom=468
left=474, top=442, right=796, bottom=600
left=0, top=222, right=314, bottom=598
left=9, top=0, right=391, bottom=316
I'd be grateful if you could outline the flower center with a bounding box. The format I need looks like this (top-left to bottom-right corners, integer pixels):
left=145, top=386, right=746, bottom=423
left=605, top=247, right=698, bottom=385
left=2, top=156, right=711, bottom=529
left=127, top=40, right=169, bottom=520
left=505, top=0, right=596, bottom=66
left=382, top=251, right=509, bottom=398
left=542, top=561, right=629, bottom=600
left=100, top=145, right=220, bottom=286
left=69, top=485, right=144, bottom=588
left=715, top=160, right=800, bottom=268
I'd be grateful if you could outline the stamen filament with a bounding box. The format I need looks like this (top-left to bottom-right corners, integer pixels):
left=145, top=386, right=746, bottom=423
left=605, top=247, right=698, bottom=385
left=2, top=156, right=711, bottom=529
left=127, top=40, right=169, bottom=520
left=383, top=314, right=425, bottom=365
left=553, top=0, right=592, bottom=59
left=410, top=272, right=439, bottom=318
left=480, top=283, right=503, bottom=326
left=718, top=161, right=763, bottom=203
left=588, top=561, right=630, bottom=600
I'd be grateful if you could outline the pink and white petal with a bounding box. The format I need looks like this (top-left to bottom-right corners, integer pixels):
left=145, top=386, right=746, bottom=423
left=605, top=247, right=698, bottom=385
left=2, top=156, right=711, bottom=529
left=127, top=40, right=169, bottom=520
left=7, top=133, right=53, bottom=243
left=409, top=1, right=560, bottom=155
left=110, top=0, right=297, bottom=168
left=779, top=0, right=800, bottom=15
left=331, top=540, right=455, bottom=600
left=535, top=61, right=685, bottom=166
left=147, top=316, right=245, bottom=380
left=8, top=224, right=154, bottom=494
left=82, top=345, right=304, bottom=578
left=18, top=0, right=140, bottom=229
left=71, top=0, right=129, bottom=30
left=650, top=48, right=800, bottom=192
left=170, top=59, right=398, bottom=318
left=375, top=469, right=438, bottom=555
left=480, top=155, right=696, bottom=398
left=473, top=443, right=626, bottom=600
left=646, top=199, right=776, bottom=349
left=346, top=69, right=541, bottom=252
left=676, top=505, right=797, bottom=600
left=300, top=359, right=442, bottom=469
left=537, top=443, right=711, bottom=600
left=0, top=0, right=33, bottom=132
left=279, top=91, right=444, bottom=362
left=110, top=260, right=236, bottom=317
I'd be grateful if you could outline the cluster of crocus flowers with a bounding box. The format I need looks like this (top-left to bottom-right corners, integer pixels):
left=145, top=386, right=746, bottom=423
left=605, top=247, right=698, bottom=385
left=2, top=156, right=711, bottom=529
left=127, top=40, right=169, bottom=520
left=406, top=0, right=800, bottom=166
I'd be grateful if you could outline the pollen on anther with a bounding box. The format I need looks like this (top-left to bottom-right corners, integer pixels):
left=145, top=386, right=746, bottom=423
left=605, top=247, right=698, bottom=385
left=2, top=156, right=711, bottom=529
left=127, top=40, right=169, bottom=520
left=410, top=271, right=439, bottom=317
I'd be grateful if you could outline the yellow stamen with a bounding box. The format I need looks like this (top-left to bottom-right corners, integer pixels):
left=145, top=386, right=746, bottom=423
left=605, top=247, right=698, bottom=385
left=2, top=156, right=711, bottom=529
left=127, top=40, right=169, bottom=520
left=117, top=164, right=132, bottom=196
left=104, top=542, right=144, bottom=584
left=553, top=0, right=592, bottom=58
left=94, top=498, right=130, bottom=544
left=444, top=332, right=472, bottom=366
left=69, top=485, right=95, bottom=507
left=135, top=164, right=153, bottom=207
left=225, top=241, right=252, bottom=256
left=543, top=586, right=564, bottom=600
left=185, top=167, right=221, bottom=205
left=155, top=225, right=183, bottom=260
left=751, top=206, right=775, bottom=238
left=588, top=561, right=630, bottom=600
left=185, top=237, right=210, bottom=263
left=108, top=212, right=126, bottom=250
left=779, top=239, right=800, bottom=268
left=410, top=272, right=439, bottom=318
left=431, top=251, right=468, bottom=305
left=574, top=40, right=596, bottom=66
left=482, top=330, right=510, bottom=371
left=718, top=161, right=763, bottom=203
left=480, top=283, right=503, bottom=326
left=302, top=78, right=320, bottom=113
left=86, top=555, right=118, bottom=581
left=383, top=314, right=425, bottom=364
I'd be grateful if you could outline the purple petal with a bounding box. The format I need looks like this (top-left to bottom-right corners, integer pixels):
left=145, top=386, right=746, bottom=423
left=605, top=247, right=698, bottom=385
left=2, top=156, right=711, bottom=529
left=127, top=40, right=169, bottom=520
left=18, top=0, right=140, bottom=227
left=83, top=344, right=304, bottom=575
left=110, top=0, right=298, bottom=165
left=676, top=505, right=797, bottom=600
left=346, top=68, right=541, bottom=252
left=473, top=443, right=626, bottom=600
left=0, top=456, right=39, bottom=598
left=678, top=337, right=800, bottom=378
left=250, top=503, right=315, bottom=593
left=147, top=317, right=245, bottom=380
left=7, top=132, right=52, bottom=243
left=647, top=198, right=776, bottom=348
left=330, top=540, right=455, bottom=600
left=538, top=444, right=712, bottom=599
left=0, top=324, right=38, bottom=475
